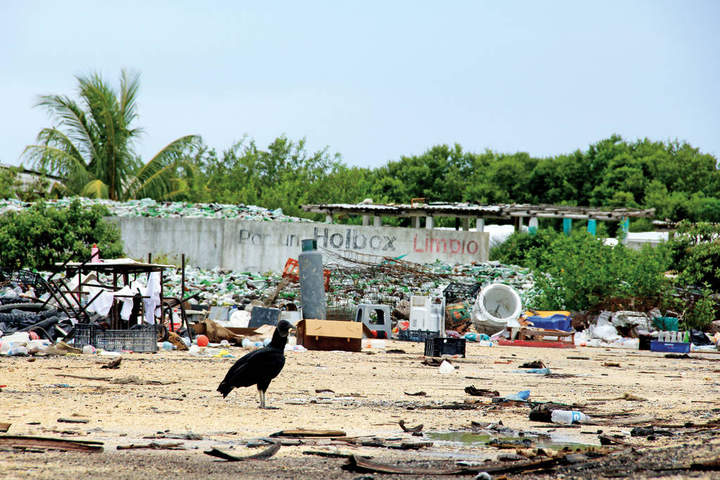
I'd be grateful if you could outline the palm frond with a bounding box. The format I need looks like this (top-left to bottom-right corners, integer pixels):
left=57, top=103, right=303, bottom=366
left=124, top=135, right=201, bottom=199
left=119, top=69, right=141, bottom=129
left=35, top=95, right=100, bottom=162
left=81, top=179, right=109, bottom=198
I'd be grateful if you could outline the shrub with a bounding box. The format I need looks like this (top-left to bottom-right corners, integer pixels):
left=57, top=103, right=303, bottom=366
left=0, top=199, right=123, bottom=270
left=669, top=221, right=720, bottom=291
left=496, top=230, right=672, bottom=311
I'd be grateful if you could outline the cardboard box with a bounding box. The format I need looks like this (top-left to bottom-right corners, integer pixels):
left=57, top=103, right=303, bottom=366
left=296, top=319, right=363, bottom=352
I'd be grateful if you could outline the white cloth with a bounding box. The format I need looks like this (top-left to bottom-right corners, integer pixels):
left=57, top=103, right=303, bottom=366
left=143, top=272, right=161, bottom=325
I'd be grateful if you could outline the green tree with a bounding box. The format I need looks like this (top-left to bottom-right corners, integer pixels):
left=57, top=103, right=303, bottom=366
left=23, top=70, right=200, bottom=201
left=0, top=200, right=123, bottom=269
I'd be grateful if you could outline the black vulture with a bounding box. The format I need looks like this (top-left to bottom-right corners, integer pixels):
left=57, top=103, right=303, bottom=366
left=217, top=319, right=294, bottom=409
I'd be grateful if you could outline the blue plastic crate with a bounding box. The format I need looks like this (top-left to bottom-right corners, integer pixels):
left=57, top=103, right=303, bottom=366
left=650, top=341, right=690, bottom=353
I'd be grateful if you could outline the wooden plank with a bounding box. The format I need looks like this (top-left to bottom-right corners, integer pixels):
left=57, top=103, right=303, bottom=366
left=0, top=435, right=103, bottom=452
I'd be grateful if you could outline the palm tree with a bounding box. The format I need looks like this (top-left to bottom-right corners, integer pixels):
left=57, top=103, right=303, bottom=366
left=23, top=70, right=200, bottom=200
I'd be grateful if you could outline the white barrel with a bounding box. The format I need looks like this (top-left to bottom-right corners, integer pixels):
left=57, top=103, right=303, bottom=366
left=472, top=283, right=522, bottom=334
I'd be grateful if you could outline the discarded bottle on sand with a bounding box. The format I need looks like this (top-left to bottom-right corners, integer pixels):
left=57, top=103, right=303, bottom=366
left=551, top=410, right=591, bottom=425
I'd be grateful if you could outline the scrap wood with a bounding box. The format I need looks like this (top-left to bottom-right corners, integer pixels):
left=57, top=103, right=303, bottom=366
left=0, top=423, right=10, bottom=433
left=270, top=428, right=346, bottom=438
left=205, top=442, right=280, bottom=461
left=519, top=360, right=546, bottom=369
left=117, top=442, right=185, bottom=450
left=303, top=449, right=362, bottom=459
left=100, top=357, right=122, bottom=369
left=193, top=318, right=243, bottom=344
left=0, top=435, right=103, bottom=452
left=420, top=402, right=481, bottom=411
left=56, top=374, right=174, bottom=385
left=691, top=456, right=720, bottom=471
left=591, top=392, right=647, bottom=402
left=167, top=331, right=189, bottom=351
left=398, top=420, right=423, bottom=433
left=404, top=391, right=427, bottom=397
left=57, top=418, right=89, bottom=424
left=464, top=386, right=499, bottom=397
left=344, top=455, right=472, bottom=475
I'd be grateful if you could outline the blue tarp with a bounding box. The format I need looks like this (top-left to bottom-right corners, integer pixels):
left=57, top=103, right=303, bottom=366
left=526, top=314, right=572, bottom=332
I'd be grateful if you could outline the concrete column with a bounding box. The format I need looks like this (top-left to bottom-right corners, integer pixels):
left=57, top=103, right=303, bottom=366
left=325, top=214, right=333, bottom=224
left=362, top=215, right=370, bottom=226
left=518, top=216, right=525, bottom=229
left=462, top=218, right=470, bottom=231
left=563, top=218, right=572, bottom=235
left=425, top=216, right=434, bottom=230
left=475, top=218, right=485, bottom=232
left=528, top=217, right=538, bottom=234
left=413, top=216, right=421, bottom=228
left=373, top=216, right=382, bottom=227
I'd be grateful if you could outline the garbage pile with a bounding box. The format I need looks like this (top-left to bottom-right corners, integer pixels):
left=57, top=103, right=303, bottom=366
left=576, top=309, right=720, bottom=352
left=0, top=197, right=310, bottom=222
left=158, top=258, right=538, bottom=315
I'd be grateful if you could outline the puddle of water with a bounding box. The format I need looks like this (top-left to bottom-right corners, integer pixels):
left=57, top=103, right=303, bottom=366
left=426, top=432, right=596, bottom=451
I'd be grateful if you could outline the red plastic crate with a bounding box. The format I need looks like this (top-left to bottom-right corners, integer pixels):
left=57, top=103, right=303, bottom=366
left=282, top=258, right=330, bottom=292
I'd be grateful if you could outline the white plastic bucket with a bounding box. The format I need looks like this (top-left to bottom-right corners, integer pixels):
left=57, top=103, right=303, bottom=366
left=472, top=283, right=522, bottom=333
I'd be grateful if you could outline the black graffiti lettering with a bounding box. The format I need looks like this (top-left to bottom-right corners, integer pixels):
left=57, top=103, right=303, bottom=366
left=313, top=227, right=329, bottom=248
left=330, top=233, right=344, bottom=248
left=353, top=232, right=367, bottom=249
left=383, top=236, right=396, bottom=250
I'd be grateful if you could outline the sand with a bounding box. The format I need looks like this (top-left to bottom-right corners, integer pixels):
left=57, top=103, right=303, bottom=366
left=1, top=340, right=719, bottom=479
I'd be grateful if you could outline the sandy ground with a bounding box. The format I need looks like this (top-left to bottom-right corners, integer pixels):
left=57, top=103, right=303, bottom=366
left=1, top=339, right=720, bottom=479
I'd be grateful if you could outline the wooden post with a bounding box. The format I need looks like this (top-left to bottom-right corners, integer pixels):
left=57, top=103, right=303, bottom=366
left=476, top=218, right=485, bottom=232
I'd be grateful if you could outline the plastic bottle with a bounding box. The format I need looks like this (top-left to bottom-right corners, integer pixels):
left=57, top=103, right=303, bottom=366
left=551, top=410, right=591, bottom=425
left=90, top=244, right=100, bottom=263
left=298, top=239, right=326, bottom=320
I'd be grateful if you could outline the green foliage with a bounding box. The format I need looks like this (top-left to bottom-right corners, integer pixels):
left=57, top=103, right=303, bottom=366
left=23, top=70, right=201, bottom=201
left=490, top=229, right=557, bottom=265
left=669, top=221, right=720, bottom=291
left=494, top=230, right=671, bottom=310
left=682, top=287, right=718, bottom=331
left=187, top=136, right=365, bottom=219
left=0, top=199, right=123, bottom=269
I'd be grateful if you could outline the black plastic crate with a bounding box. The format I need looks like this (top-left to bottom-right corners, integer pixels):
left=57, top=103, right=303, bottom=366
left=397, top=329, right=441, bottom=342
left=74, top=323, right=158, bottom=352
left=424, top=337, right=466, bottom=357
left=443, top=282, right=481, bottom=304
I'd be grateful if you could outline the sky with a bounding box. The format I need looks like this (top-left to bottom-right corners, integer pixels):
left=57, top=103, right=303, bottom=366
left=1, top=0, right=719, bottom=169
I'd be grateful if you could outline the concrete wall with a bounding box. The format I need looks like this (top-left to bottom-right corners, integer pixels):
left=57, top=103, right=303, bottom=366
left=107, top=217, right=489, bottom=272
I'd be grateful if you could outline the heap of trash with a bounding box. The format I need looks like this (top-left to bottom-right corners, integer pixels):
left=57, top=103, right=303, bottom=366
left=0, top=197, right=310, bottom=222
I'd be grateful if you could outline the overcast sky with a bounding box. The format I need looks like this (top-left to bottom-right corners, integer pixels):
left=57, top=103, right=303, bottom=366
left=1, top=1, right=718, bottom=169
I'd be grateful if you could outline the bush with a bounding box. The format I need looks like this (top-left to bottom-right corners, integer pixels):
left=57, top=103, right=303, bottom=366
left=669, top=221, right=720, bottom=291
left=495, top=230, right=672, bottom=311
left=682, top=286, right=718, bottom=331
left=0, top=199, right=123, bottom=270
